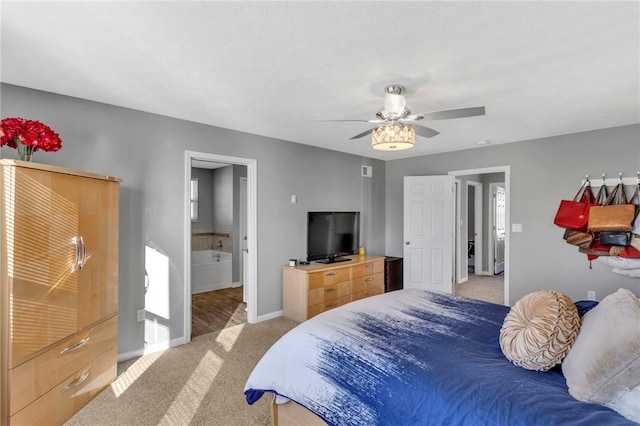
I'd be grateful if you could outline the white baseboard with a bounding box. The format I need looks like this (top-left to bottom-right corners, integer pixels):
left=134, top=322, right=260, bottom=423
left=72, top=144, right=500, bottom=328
left=255, top=310, right=283, bottom=323
left=191, top=283, right=232, bottom=294
left=118, top=309, right=283, bottom=362
left=117, top=336, right=188, bottom=363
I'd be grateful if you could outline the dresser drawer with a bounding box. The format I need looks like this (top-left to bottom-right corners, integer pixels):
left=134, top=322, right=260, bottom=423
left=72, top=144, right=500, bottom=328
left=308, top=268, right=350, bottom=289
left=352, top=285, right=384, bottom=301
left=352, top=273, right=383, bottom=293
left=307, top=295, right=351, bottom=319
left=351, top=260, right=383, bottom=279
left=307, top=281, right=351, bottom=306
left=9, top=315, right=117, bottom=416
left=9, top=346, right=116, bottom=426
left=322, top=281, right=351, bottom=302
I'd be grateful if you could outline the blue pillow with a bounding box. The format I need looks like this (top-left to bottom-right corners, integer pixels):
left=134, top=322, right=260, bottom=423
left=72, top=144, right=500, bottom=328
left=574, top=300, right=598, bottom=317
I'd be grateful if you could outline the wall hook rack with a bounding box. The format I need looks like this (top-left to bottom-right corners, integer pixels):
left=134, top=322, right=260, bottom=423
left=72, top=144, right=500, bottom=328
left=582, top=172, right=637, bottom=188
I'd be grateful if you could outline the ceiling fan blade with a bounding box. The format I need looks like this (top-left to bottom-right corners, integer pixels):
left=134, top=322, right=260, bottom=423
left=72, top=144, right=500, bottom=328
left=417, top=106, right=486, bottom=121
left=312, top=118, right=387, bottom=124
left=414, top=125, right=440, bottom=139
left=312, top=119, right=370, bottom=123
left=349, top=128, right=375, bottom=140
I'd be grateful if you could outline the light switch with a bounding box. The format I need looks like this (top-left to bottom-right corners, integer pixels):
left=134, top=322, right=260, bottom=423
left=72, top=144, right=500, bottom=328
left=291, top=195, right=297, bottom=204
left=512, top=223, right=522, bottom=232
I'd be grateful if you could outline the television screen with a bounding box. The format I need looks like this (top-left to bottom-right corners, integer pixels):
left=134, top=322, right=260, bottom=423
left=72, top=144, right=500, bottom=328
left=307, top=211, right=360, bottom=263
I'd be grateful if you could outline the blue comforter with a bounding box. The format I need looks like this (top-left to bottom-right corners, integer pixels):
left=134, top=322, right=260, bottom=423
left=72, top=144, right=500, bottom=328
left=244, top=289, right=634, bottom=425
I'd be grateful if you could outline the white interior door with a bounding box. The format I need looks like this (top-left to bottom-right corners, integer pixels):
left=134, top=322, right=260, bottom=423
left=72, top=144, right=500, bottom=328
left=403, top=175, right=454, bottom=294
left=493, top=184, right=506, bottom=274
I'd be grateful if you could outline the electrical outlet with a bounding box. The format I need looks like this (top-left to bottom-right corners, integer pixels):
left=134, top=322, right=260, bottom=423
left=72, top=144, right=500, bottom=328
left=587, top=291, right=596, bottom=301
left=137, top=309, right=145, bottom=322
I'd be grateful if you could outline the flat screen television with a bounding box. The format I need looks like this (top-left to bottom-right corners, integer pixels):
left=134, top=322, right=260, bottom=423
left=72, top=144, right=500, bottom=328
left=307, top=211, right=360, bottom=263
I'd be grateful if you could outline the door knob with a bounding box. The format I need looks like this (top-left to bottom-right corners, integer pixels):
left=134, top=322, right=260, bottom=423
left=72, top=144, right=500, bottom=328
left=405, top=241, right=410, bottom=245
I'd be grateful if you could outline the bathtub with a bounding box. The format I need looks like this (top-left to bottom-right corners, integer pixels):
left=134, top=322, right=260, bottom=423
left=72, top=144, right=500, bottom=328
left=191, top=250, right=233, bottom=294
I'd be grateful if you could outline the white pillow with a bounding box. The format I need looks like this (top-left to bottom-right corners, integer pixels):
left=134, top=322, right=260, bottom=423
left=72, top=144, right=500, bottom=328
left=606, top=384, right=640, bottom=423
left=562, top=288, right=640, bottom=404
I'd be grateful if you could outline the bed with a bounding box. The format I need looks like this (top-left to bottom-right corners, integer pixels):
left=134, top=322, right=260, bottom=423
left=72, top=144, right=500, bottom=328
left=244, top=289, right=636, bottom=425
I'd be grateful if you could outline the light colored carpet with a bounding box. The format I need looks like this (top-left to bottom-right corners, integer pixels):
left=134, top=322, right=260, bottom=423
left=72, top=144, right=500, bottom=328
left=66, top=316, right=298, bottom=426
left=67, top=283, right=502, bottom=426
left=455, top=273, right=505, bottom=305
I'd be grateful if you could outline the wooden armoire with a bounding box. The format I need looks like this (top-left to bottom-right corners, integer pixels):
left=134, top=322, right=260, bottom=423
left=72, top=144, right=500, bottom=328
left=0, top=160, right=120, bottom=425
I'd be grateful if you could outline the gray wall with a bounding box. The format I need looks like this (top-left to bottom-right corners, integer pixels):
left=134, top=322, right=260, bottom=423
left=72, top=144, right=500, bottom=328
left=1, top=84, right=386, bottom=356
left=212, top=165, right=233, bottom=230
left=386, top=124, right=640, bottom=304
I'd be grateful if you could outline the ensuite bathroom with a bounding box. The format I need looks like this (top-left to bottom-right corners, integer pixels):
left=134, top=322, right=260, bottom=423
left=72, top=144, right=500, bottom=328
left=190, top=161, right=248, bottom=337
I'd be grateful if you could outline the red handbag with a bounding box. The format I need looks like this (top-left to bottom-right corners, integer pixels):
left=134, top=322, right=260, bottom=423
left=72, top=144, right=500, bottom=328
left=554, top=181, right=596, bottom=231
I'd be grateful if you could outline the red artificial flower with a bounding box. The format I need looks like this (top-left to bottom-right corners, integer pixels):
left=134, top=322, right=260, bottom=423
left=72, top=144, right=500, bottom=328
left=0, top=117, right=62, bottom=152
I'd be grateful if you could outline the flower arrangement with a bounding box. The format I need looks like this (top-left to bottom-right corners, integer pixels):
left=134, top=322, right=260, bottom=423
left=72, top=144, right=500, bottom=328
left=0, top=117, right=63, bottom=161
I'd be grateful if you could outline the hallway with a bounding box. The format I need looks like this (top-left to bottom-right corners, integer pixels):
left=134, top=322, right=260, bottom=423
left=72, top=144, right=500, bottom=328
left=455, top=274, right=504, bottom=305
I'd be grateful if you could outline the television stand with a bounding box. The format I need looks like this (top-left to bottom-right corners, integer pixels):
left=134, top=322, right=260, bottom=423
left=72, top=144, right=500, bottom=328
left=282, top=254, right=385, bottom=322
left=316, top=257, right=351, bottom=264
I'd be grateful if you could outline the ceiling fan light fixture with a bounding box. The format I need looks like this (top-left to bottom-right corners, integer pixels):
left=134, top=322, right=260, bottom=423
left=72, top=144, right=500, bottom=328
left=383, top=92, right=406, bottom=116
left=371, top=124, right=415, bottom=151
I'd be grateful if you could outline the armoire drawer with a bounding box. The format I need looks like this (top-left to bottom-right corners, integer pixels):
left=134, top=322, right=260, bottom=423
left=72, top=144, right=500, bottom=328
left=9, top=346, right=117, bottom=426
left=9, top=315, right=117, bottom=416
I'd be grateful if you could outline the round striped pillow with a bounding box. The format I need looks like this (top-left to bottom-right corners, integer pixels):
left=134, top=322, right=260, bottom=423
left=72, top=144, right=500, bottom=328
left=500, top=290, right=580, bottom=371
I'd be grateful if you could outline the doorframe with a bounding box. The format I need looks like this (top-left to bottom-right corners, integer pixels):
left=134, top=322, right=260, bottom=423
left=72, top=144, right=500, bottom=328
left=454, top=179, right=466, bottom=284
left=489, top=182, right=506, bottom=275
left=239, top=176, right=248, bottom=302
left=455, top=180, right=482, bottom=284
left=467, top=181, right=483, bottom=276
left=184, top=151, right=258, bottom=344
left=449, top=166, right=510, bottom=306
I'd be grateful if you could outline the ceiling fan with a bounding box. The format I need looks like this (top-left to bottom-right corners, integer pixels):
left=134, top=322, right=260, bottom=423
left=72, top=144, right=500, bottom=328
left=314, top=84, right=485, bottom=145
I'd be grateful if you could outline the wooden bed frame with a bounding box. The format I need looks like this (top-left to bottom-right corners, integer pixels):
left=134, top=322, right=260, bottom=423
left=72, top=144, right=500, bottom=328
left=270, top=395, right=327, bottom=426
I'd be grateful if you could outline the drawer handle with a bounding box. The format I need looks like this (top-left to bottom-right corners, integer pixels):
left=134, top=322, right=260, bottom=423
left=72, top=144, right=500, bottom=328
left=325, top=271, right=338, bottom=276
left=72, top=237, right=80, bottom=271
left=61, top=337, right=90, bottom=354
left=365, top=291, right=374, bottom=296
left=326, top=303, right=337, bottom=308
left=365, top=264, right=373, bottom=268
left=62, top=371, right=90, bottom=393
left=325, top=287, right=337, bottom=292
left=79, top=236, right=87, bottom=270
left=365, top=277, right=375, bottom=282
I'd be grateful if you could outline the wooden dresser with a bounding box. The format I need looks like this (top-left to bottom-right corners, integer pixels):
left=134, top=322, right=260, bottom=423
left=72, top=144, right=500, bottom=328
left=0, top=160, right=120, bottom=426
left=283, top=255, right=384, bottom=322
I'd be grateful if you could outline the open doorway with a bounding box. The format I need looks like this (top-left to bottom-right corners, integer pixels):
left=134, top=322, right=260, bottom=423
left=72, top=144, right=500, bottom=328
left=183, top=151, right=257, bottom=344
left=450, top=167, right=510, bottom=306
left=189, top=162, right=246, bottom=338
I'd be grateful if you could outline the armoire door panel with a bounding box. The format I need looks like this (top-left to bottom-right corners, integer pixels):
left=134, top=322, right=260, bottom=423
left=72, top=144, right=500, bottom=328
left=77, top=179, right=119, bottom=329
left=8, top=168, right=80, bottom=366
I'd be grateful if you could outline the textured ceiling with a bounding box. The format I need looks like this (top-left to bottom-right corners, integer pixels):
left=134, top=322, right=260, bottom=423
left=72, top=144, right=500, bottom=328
left=1, top=1, right=638, bottom=161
